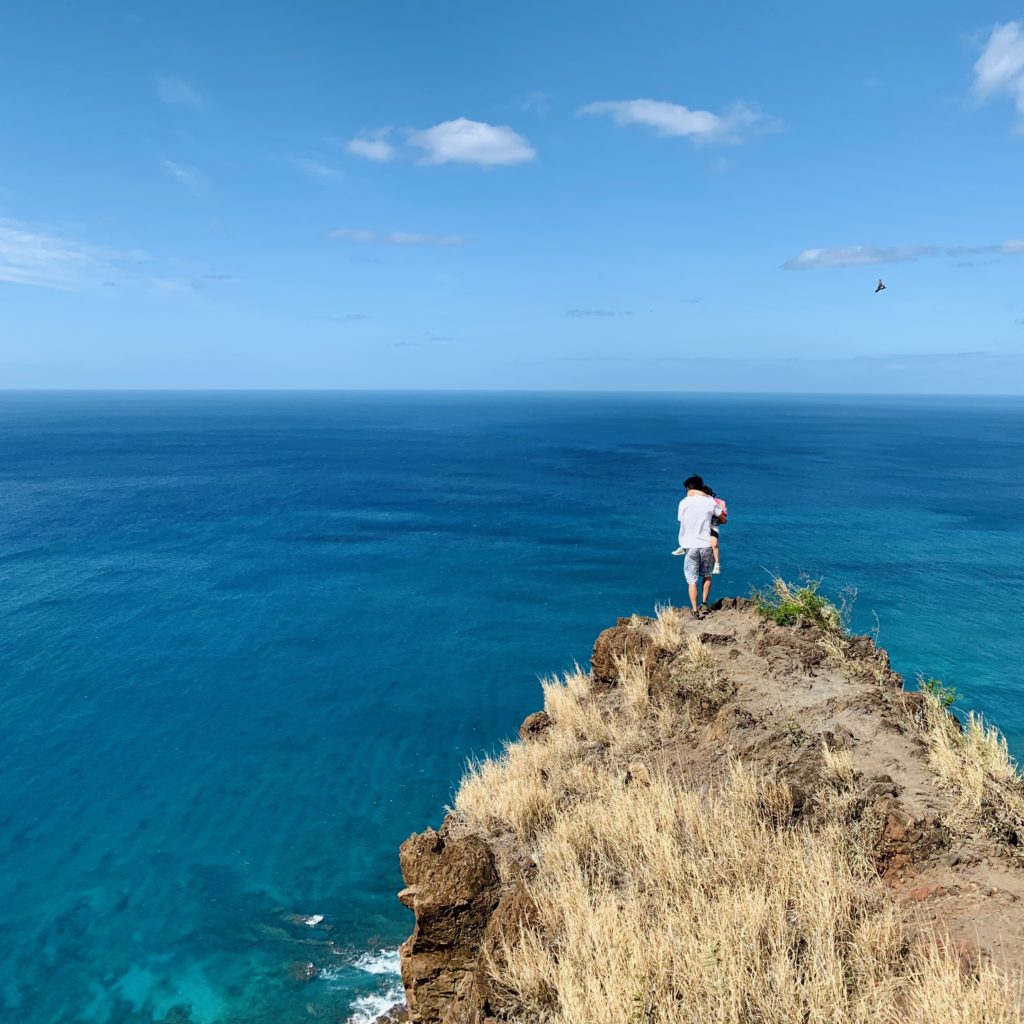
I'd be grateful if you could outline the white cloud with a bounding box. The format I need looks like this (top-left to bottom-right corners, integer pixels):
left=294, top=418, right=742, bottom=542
left=947, top=239, right=1024, bottom=256
left=0, top=218, right=214, bottom=294
left=408, top=118, right=535, bottom=166
left=578, top=98, right=765, bottom=143
left=784, top=240, right=1024, bottom=270
left=163, top=159, right=209, bottom=193
left=329, top=228, right=466, bottom=246
left=783, top=245, right=939, bottom=270
left=566, top=308, right=634, bottom=317
left=0, top=219, right=107, bottom=289
left=346, top=131, right=396, bottom=162
left=291, top=156, right=344, bottom=181
left=156, top=75, right=204, bottom=109
left=974, top=22, right=1024, bottom=120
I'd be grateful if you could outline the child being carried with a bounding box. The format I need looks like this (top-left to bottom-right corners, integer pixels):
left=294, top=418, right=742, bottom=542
left=672, top=483, right=727, bottom=575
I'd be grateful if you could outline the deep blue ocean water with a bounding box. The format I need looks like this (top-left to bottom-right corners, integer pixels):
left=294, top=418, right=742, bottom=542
left=1, top=391, right=1022, bottom=1023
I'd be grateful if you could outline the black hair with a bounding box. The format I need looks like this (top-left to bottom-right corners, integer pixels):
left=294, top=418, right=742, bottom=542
left=683, top=474, right=706, bottom=491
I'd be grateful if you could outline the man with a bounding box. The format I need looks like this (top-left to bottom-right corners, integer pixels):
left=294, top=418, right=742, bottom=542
left=676, top=474, right=724, bottom=619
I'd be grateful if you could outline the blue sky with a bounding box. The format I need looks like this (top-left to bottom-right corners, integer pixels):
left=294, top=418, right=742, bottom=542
left=2, top=2, right=1023, bottom=391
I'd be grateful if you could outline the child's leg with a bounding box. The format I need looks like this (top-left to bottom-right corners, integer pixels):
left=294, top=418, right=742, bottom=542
left=710, top=532, right=720, bottom=565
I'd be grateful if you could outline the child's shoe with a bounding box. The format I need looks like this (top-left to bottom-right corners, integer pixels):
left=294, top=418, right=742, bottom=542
left=712, top=563, right=721, bottom=575
left=672, top=547, right=686, bottom=556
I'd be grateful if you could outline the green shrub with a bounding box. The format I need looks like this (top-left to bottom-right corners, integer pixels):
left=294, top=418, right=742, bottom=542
left=752, top=576, right=844, bottom=632
left=919, top=676, right=958, bottom=709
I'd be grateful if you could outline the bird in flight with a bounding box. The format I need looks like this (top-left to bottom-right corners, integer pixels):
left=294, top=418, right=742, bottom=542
left=875, top=278, right=887, bottom=293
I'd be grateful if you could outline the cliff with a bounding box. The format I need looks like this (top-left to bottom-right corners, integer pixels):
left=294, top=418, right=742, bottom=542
left=383, top=591, right=1024, bottom=1024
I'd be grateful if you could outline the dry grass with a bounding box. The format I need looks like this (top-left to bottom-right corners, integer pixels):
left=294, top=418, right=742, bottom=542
left=645, top=603, right=687, bottom=652
left=492, top=763, right=1022, bottom=1024
left=453, top=618, right=1023, bottom=1023
left=453, top=657, right=681, bottom=841
left=821, top=741, right=855, bottom=790
left=920, top=693, right=1024, bottom=841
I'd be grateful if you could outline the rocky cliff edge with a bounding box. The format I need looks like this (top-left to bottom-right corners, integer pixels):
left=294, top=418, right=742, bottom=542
left=381, top=594, right=1024, bottom=1024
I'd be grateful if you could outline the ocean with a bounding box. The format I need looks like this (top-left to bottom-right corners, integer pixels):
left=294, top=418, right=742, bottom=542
left=1, top=391, right=1022, bottom=1023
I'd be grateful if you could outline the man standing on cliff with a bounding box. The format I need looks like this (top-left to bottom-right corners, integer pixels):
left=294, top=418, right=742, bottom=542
left=677, top=474, right=723, bottom=619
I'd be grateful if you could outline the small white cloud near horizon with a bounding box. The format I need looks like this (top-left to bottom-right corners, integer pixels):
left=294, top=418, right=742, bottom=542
left=346, top=130, right=396, bottom=163
left=785, top=240, right=1024, bottom=269
left=408, top=118, right=535, bottom=166
left=566, top=308, right=634, bottom=317
left=291, top=156, right=344, bottom=181
left=163, top=158, right=209, bottom=193
left=784, top=245, right=940, bottom=269
left=156, top=75, right=205, bottom=110
left=973, top=21, right=1024, bottom=127
left=578, top=98, right=767, bottom=143
left=329, top=228, right=467, bottom=246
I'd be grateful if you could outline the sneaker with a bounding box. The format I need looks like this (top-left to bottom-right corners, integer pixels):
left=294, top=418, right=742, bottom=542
left=672, top=547, right=687, bottom=556
left=699, top=603, right=711, bottom=616
left=712, top=563, right=721, bottom=575
left=690, top=609, right=702, bottom=621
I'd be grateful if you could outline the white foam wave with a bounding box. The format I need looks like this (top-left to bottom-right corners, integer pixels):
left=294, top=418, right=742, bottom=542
left=345, top=980, right=404, bottom=1024
left=352, top=949, right=400, bottom=976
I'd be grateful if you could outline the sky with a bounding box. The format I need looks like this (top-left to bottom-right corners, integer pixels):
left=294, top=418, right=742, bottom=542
left=1, top=1, right=1023, bottom=391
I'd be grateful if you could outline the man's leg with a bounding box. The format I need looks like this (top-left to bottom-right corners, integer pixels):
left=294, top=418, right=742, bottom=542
left=700, top=548, right=713, bottom=608
left=683, top=550, right=700, bottom=612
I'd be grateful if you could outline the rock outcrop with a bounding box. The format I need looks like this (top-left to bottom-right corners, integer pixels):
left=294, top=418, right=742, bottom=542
left=391, top=599, right=1024, bottom=1023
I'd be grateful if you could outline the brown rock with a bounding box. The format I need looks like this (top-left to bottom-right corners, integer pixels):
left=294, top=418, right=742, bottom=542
left=698, top=632, right=735, bottom=646
left=398, top=829, right=501, bottom=1022
left=625, top=762, right=652, bottom=787
left=374, top=1005, right=411, bottom=1024
left=518, top=710, right=552, bottom=741
left=591, top=618, right=659, bottom=687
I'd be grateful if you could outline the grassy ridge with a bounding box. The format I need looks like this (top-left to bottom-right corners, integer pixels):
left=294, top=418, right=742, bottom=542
left=447, top=597, right=1024, bottom=1024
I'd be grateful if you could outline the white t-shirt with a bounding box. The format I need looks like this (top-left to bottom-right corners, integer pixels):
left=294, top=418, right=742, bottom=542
left=677, top=493, right=721, bottom=549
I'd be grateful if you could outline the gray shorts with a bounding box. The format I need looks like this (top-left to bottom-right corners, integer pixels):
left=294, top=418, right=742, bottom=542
left=683, top=547, right=715, bottom=584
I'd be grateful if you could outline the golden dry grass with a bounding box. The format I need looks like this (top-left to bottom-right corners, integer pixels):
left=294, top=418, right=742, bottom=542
left=920, top=693, right=1024, bottom=835
left=490, top=765, right=1022, bottom=1024
left=452, top=617, right=1024, bottom=1023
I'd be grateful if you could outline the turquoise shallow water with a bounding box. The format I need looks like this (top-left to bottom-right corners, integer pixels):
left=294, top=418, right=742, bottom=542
left=1, top=391, right=1022, bottom=1022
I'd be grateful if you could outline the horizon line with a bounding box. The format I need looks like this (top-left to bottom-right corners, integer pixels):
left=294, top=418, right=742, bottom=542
left=2, top=387, right=1024, bottom=398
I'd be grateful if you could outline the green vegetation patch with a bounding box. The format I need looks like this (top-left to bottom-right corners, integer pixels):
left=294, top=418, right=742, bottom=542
left=752, top=575, right=845, bottom=632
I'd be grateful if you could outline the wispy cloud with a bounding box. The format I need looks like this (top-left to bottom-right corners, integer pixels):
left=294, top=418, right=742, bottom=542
left=0, top=217, right=219, bottom=294
left=522, top=90, right=550, bottom=114
left=0, top=219, right=114, bottom=289
left=291, top=156, right=344, bottom=181
left=947, top=239, right=1024, bottom=257
left=973, top=21, right=1024, bottom=128
left=346, top=130, right=396, bottom=163
left=329, top=228, right=467, bottom=246
left=408, top=118, right=535, bottom=166
left=424, top=331, right=455, bottom=341
left=578, top=98, right=768, bottom=144
left=163, top=158, right=209, bottom=193
left=784, top=241, right=1024, bottom=269
left=342, top=312, right=370, bottom=321
left=156, top=75, right=205, bottom=110
left=566, top=308, right=634, bottom=317
left=784, top=245, right=939, bottom=270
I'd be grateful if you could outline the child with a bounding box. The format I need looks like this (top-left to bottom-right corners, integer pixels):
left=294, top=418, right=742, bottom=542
left=672, top=484, right=727, bottom=574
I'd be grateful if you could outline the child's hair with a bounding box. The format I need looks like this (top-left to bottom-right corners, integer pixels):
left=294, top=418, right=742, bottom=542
left=683, top=474, right=706, bottom=491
